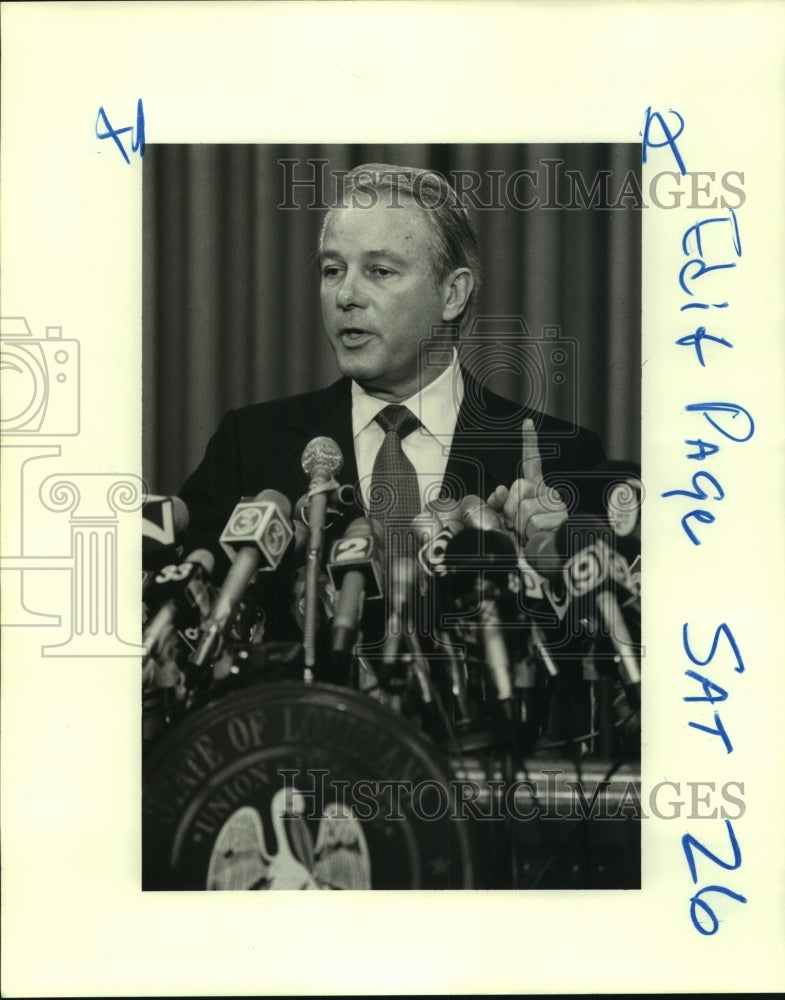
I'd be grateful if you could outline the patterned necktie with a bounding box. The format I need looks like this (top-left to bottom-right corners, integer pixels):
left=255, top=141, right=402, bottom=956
left=369, top=404, right=422, bottom=524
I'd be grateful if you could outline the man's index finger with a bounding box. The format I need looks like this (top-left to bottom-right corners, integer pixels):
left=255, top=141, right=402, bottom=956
left=521, top=417, right=543, bottom=482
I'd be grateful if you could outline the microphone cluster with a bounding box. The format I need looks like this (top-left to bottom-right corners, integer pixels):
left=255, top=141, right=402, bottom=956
left=142, top=440, right=642, bottom=757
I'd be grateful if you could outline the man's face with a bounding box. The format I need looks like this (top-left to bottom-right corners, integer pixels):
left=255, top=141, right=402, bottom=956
left=319, top=197, right=452, bottom=402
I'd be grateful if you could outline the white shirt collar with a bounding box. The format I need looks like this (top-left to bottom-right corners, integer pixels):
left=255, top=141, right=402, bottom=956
left=351, top=350, right=464, bottom=440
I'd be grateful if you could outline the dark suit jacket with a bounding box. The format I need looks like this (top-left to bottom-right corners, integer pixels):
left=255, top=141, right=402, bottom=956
left=179, top=372, right=605, bottom=575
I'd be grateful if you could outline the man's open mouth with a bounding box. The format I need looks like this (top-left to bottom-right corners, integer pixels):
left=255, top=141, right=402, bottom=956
left=339, top=327, right=373, bottom=345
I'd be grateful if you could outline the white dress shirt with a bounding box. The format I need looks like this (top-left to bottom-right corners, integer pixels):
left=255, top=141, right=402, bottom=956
left=351, top=354, right=464, bottom=514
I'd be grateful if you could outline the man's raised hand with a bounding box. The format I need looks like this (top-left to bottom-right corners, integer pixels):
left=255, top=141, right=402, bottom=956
left=486, top=418, right=568, bottom=543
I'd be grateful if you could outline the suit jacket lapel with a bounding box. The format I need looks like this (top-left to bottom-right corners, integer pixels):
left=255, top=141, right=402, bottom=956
left=287, top=372, right=520, bottom=511
left=445, top=370, right=522, bottom=501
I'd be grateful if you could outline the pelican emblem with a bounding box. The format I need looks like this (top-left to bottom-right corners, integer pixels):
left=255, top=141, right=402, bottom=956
left=205, top=787, right=372, bottom=890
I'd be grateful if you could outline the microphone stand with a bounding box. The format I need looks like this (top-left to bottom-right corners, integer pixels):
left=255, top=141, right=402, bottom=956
left=300, top=438, right=344, bottom=676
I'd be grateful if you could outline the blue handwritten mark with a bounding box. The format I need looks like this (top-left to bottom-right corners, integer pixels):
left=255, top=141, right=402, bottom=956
left=641, top=106, right=687, bottom=175
left=680, top=620, right=746, bottom=939
left=682, top=628, right=742, bottom=708
left=663, top=471, right=724, bottom=545
left=682, top=210, right=742, bottom=258
left=676, top=327, right=733, bottom=368
left=682, top=819, right=742, bottom=885
left=678, top=210, right=742, bottom=314
left=680, top=509, right=715, bottom=545
left=657, top=108, right=748, bottom=940
left=685, top=401, right=755, bottom=443
left=689, top=711, right=733, bottom=753
left=95, top=98, right=145, bottom=164
left=690, top=885, right=748, bottom=936
left=679, top=258, right=737, bottom=297
left=663, top=404, right=753, bottom=543
left=662, top=470, right=725, bottom=502
left=683, top=621, right=745, bottom=674
left=682, top=821, right=746, bottom=935
left=680, top=301, right=729, bottom=312
left=683, top=670, right=728, bottom=703
left=684, top=438, right=720, bottom=461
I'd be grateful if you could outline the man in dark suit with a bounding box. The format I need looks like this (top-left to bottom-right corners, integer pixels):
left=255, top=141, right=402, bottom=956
left=148, top=165, right=620, bottom=894
left=179, top=163, right=605, bottom=583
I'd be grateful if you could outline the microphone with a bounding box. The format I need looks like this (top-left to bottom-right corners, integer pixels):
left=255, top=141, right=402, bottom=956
left=289, top=560, right=336, bottom=633
left=455, top=494, right=571, bottom=630
left=294, top=482, right=357, bottom=530
left=143, top=548, right=216, bottom=657
left=436, top=528, right=517, bottom=697
left=141, top=549, right=215, bottom=727
left=410, top=509, right=444, bottom=547
left=413, top=516, right=472, bottom=721
left=475, top=579, right=514, bottom=703
left=417, top=503, right=464, bottom=579
left=301, top=437, right=344, bottom=669
left=594, top=591, right=641, bottom=709
left=288, top=505, right=331, bottom=634
left=525, top=516, right=638, bottom=609
left=458, top=494, right=507, bottom=533
left=142, top=495, right=189, bottom=570
left=189, top=490, right=296, bottom=675
left=327, top=517, right=384, bottom=661
left=525, top=515, right=607, bottom=577
left=219, top=489, right=295, bottom=569
left=382, top=553, right=418, bottom=665
left=427, top=524, right=523, bottom=739
left=585, top=463, right=643, bottom=604
left=579, top=459, right=642, bottom=542
left=378, top=553, right=434, bottom=713
left=417, top=494, right=519, bottom=580
left=525, top=516, right=641, bottom=709
left=438, top=524, right=519, bottom=603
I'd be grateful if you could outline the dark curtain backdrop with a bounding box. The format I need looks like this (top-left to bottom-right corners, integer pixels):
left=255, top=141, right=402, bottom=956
left=143, top=144, right=640, bottom=496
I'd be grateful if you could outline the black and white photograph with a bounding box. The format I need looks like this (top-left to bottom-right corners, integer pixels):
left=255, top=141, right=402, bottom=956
left=141, top=145, right=643, bottom=891
left=2, top=2, right=784, bottom=996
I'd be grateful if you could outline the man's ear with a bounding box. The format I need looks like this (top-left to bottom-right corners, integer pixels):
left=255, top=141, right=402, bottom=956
left=441, top=268, right=474, bottom=322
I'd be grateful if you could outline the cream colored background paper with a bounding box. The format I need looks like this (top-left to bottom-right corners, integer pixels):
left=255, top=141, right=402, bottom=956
left=2, top=1, right=784, bottom=995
